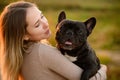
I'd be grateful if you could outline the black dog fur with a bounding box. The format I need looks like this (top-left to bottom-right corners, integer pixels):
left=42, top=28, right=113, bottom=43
left=55, top=11, right=100, bottom=80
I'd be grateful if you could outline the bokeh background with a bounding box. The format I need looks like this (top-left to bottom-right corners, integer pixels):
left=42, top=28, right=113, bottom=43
left=0, top=0, right=120, bottom=80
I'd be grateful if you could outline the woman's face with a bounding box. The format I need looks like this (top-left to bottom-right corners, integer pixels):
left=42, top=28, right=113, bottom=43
left=25, top=6, right=51, bottom=41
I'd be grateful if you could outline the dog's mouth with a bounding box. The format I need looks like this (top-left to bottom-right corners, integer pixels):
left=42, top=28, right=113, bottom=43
left=65, top=41, right=73, bottom=45
left=59, top=41, right=75, bottom=50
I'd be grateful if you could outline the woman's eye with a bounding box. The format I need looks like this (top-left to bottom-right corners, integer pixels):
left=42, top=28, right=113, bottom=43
left=35, top=25, right=39, bottom=28
left=35, top=23, right=40, bottom=28
left=41, top=15, right=44, bottom=19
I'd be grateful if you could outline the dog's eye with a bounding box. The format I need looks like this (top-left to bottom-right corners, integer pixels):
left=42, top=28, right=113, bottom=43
left=78, top=31, right=83, bottom=35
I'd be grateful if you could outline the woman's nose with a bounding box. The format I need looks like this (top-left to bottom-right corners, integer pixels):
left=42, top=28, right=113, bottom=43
left=43, top=23, right=49, bottom=29
left=41, top=18, right=49, bottom=29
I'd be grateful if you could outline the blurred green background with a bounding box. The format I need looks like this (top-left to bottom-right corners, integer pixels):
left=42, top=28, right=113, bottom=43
left=0, top=0, right=120, bottom=80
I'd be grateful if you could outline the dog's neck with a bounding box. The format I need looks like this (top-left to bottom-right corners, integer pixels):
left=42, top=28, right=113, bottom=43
left=59, top=41, right=91, bottom=62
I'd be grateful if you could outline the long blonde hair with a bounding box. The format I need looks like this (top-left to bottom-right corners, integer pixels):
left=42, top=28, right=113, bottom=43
left=0, top=1, right=36, bottom=80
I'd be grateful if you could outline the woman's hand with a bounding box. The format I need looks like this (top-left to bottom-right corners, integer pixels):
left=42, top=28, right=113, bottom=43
left=90, top=64, right=107, bottom=80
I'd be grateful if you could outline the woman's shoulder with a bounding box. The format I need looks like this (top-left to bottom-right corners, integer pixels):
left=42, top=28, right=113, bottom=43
left=32, top=42, right=59, bottom=53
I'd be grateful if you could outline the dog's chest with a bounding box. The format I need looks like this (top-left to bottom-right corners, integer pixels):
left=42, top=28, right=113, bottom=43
left=64, top=52, right=77, bottom=62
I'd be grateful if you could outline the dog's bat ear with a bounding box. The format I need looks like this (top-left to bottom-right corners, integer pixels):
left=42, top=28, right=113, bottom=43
left=84, top=17, right=96, bottom=36
left=58, top=11, right=66, bottom=23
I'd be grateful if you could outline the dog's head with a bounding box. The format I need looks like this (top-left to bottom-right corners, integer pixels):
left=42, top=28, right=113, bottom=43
left=55, top=11, right=96, bottom=50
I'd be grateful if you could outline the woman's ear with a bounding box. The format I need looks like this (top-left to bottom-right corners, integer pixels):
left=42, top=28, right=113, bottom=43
left=23, top=35, right=29, bottom=41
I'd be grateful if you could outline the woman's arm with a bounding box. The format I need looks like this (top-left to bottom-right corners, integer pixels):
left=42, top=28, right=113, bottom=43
left=39, top=43, right=107, bottom=80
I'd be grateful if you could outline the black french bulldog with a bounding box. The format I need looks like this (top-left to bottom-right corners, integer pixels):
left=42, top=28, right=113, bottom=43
left=55, top=11, right=100, bottom=80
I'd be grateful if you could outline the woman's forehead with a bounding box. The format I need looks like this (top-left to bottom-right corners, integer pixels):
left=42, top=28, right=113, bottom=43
left=26, top=6, right=42, bottom=19
left=26, top=7, right=42, bottom=27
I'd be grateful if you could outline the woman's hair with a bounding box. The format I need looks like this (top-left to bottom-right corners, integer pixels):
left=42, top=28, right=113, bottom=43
left=0, top=1, right=36, bottom=80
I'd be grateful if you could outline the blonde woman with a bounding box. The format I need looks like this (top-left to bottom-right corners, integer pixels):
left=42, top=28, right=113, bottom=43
left=0, top=1, right=107, bottom=80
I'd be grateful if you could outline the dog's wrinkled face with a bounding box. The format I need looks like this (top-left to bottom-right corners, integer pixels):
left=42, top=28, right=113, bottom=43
left=56, top=11, right=96, bottom=50
left=56, top=20, right=87, bottom=50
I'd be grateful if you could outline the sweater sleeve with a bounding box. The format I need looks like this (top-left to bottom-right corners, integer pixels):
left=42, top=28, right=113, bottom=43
left=38, top=43, right=107, bottom=80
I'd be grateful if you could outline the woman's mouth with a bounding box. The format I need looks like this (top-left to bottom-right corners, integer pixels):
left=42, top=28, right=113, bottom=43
left=45, top=29, right=50, bottom=35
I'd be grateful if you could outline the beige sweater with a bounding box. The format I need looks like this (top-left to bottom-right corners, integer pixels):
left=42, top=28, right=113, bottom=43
left=21, top=42, right=107, bottom=80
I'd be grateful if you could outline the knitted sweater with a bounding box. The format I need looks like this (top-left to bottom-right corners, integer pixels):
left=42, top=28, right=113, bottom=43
left=21, top=42, right=82, bottom=80
left=21, top=42, right=107, bottom=80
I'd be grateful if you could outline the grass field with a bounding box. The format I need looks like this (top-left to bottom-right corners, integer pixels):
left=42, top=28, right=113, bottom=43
left=36, top=0, right=120, bottom=51
left=0, top=0, right=120, bottom=80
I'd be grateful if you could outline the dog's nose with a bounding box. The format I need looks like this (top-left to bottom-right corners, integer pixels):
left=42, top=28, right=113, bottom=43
left=66, top=30, right=73, bottom=36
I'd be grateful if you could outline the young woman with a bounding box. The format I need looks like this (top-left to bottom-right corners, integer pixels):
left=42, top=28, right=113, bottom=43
left=0, top=1, right=107, bottom=80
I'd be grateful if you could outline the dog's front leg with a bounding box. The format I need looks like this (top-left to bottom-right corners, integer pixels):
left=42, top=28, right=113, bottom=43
left=81, top=70, right=90, bottom=80
left=81, top=67, right=98, bottom=80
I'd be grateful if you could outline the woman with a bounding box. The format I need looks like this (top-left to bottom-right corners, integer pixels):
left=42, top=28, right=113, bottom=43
left=0, top=1, right=107, bottom=80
